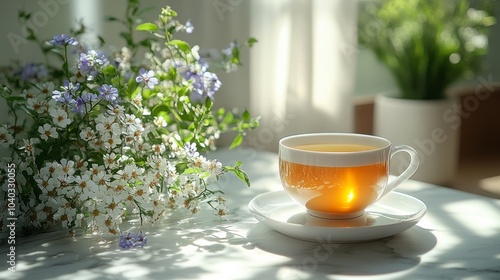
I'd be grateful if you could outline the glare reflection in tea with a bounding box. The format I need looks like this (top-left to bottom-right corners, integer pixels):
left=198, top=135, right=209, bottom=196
left=279, top=160, right=387, bottom=216
left=279, top=133, right=420, bottom=219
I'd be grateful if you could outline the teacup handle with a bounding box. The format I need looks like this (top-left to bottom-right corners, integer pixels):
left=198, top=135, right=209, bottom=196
left=380, top=145, right=420, bottom=198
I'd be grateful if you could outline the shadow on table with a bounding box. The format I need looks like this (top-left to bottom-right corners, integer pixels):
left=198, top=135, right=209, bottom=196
left=246, top=222, right=437, bottom=277
left=0, top=220, right=245, bottom=280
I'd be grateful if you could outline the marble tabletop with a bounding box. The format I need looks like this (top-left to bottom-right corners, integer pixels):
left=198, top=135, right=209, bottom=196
left=1, top=148, right=499, bottom=280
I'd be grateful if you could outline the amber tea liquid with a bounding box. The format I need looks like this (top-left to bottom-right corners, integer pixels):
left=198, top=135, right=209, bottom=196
left=280, top=143, right=388, bottom=215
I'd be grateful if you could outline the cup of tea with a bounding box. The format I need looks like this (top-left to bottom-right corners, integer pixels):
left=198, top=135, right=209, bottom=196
left=279, top=133, right=419, bottom=219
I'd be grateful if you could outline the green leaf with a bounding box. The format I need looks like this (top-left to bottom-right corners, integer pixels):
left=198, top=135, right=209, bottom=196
left=222, top=111, right=234, bottom=124
left=0, top=85, right=12, bottom=95
left=98, top=36, right=106, bottom=47
left=110, top=76, right=121, bottom=87
left=167, top=67, right=177, bottom=80
left=229, top=133, right=243, bottom=149
left=217, top=107, right=226, bottom=116
left=142, top=88, right=156, bottom=99
left=242, top=110, right=251, bottom=121
left=169, top=40, right=191, bottom=53
left=152, top=104, right=170, bottom=116
left=106, top=16, right=120, bottom=22
left=6, top=96, right=26, bottom=102
left=176, top=162, right=189, bottom=174
left=177, top=87, right=190, bottom=97
left=128, top=82, right=140, bottom=99
left=18, top=10, right=31, bottom=20
left=247, top=37, right=258, bottom=47
left=231, top=47, right=240, bottom=65
left=156, top=111, right=171, bottom=123
left=204, top=97, right=213, bottom=110
left=135, top=22, right=158, bottom=31
left=224, top=162, right=250, bottom=187
left=102, top=65, right=116, bottom=76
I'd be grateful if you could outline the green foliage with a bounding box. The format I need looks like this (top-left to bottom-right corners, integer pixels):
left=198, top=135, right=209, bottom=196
left=359, top=0, right=495, bottom=100
left=135, top=22, right=158, bottom=31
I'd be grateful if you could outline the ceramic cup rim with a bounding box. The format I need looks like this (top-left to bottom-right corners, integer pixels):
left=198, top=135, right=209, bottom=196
left=279, top=133, right=392, bottom=167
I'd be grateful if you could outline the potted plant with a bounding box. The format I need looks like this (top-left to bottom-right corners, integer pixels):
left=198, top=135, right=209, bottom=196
left=358, top=0, right=495, bottom=186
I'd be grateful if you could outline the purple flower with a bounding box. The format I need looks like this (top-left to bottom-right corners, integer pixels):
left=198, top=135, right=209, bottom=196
left=119, top=231, right=147, bottom=249
left=177, top=60, right=219, bottom=102
left=98, top=84, right=119, bottom=102
left=72, top=92, right=98, bottom=114
left=49, top=34, right=78, bottom=46
left=188, top=71, right=221, bottom=102
left=78, top=50, right=109, bottom=80
left=82, top=92, right=98, bottom=102
left=135, top=68, right=158, bottom=89
left=52, top=91, right=76, bottom=105
left=19, top=63, right=49, bottom=82
left=72, top=98, right=87, bottom=115
left=184, top=142, right=199, bottom=157
left=52, top=81, right=80, bottom=104
left=180, top=60, right=208, bottom=80
left=202, top=72, right=221, bottom=98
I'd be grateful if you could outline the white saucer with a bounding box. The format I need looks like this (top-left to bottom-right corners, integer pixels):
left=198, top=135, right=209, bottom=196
left=248, top=190, right=426, bottom=243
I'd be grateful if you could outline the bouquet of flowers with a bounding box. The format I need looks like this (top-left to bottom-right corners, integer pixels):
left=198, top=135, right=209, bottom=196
left=0, top=2, right=259, bottom=237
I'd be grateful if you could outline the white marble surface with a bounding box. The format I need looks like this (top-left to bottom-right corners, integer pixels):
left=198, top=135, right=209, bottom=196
left=1, top=148, right=500, bottom=280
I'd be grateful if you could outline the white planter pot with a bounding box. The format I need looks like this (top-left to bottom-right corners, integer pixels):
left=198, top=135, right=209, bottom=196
left=374, top=95, right=460, bottom=186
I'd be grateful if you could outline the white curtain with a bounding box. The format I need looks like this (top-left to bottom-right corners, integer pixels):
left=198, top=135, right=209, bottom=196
left=249, top=0, right=357, bottom=152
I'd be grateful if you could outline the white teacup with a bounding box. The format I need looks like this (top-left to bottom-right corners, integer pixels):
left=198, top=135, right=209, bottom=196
left=279, top=133, right=419, bottom=219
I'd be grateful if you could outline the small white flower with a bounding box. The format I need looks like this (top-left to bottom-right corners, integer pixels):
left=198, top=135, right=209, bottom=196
left=39, top=81, right=55, bottom=96
left=103, top=199, right=124, bottom=221
left=152, top=143, right=166, bottom=155
left=101, top=133, right=122, bottom=150
left=131, top=93, right=143, bottom=108
left=20, top=138, right=39, bottom=156
left=50, top=108, right=71, bottom=128
left=213, top=197, right=229, bottom=218
left=92, top=169, right=111, bottom=189
left=86, top=204, right=107, bottom=233
left=27, top=97, right=48, bottom=113
left=132, top=183, right=150, bottom=205
left=38, top=124, right=59, bottom=140
left=44, top=177, right=59, bottom=192
left=153, top=116, right=168, bottom=127
left=59, top=159, right=75, bottom=177
left=54, top=205, right=77, bottom=229
left=190, top=155, right=206, bottom=168
left=103, top=153, right=118, bottom=169
left=89, top=164, right=105, bottom=176
left=20, top=89, right=36, bottom=101
left=35, top=173, right=51, bottom=190
left=53, top=176, right=75, bottom=197
left=202, top=159, right=223, bottom=176
left=108, top=179, right=129, bottom=199
left=73, top=155, right=88, bottom=171
left=0, top=126, right=14, bottom=147
left=107, top=104, right=125, bottom=116
left=74, top=174, right=98, bottom=200
left=79, top=127, right=95, bottom=141
left=96, top=115, right=121, bottom=135
left=75, top=213, right=84, bottom=227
